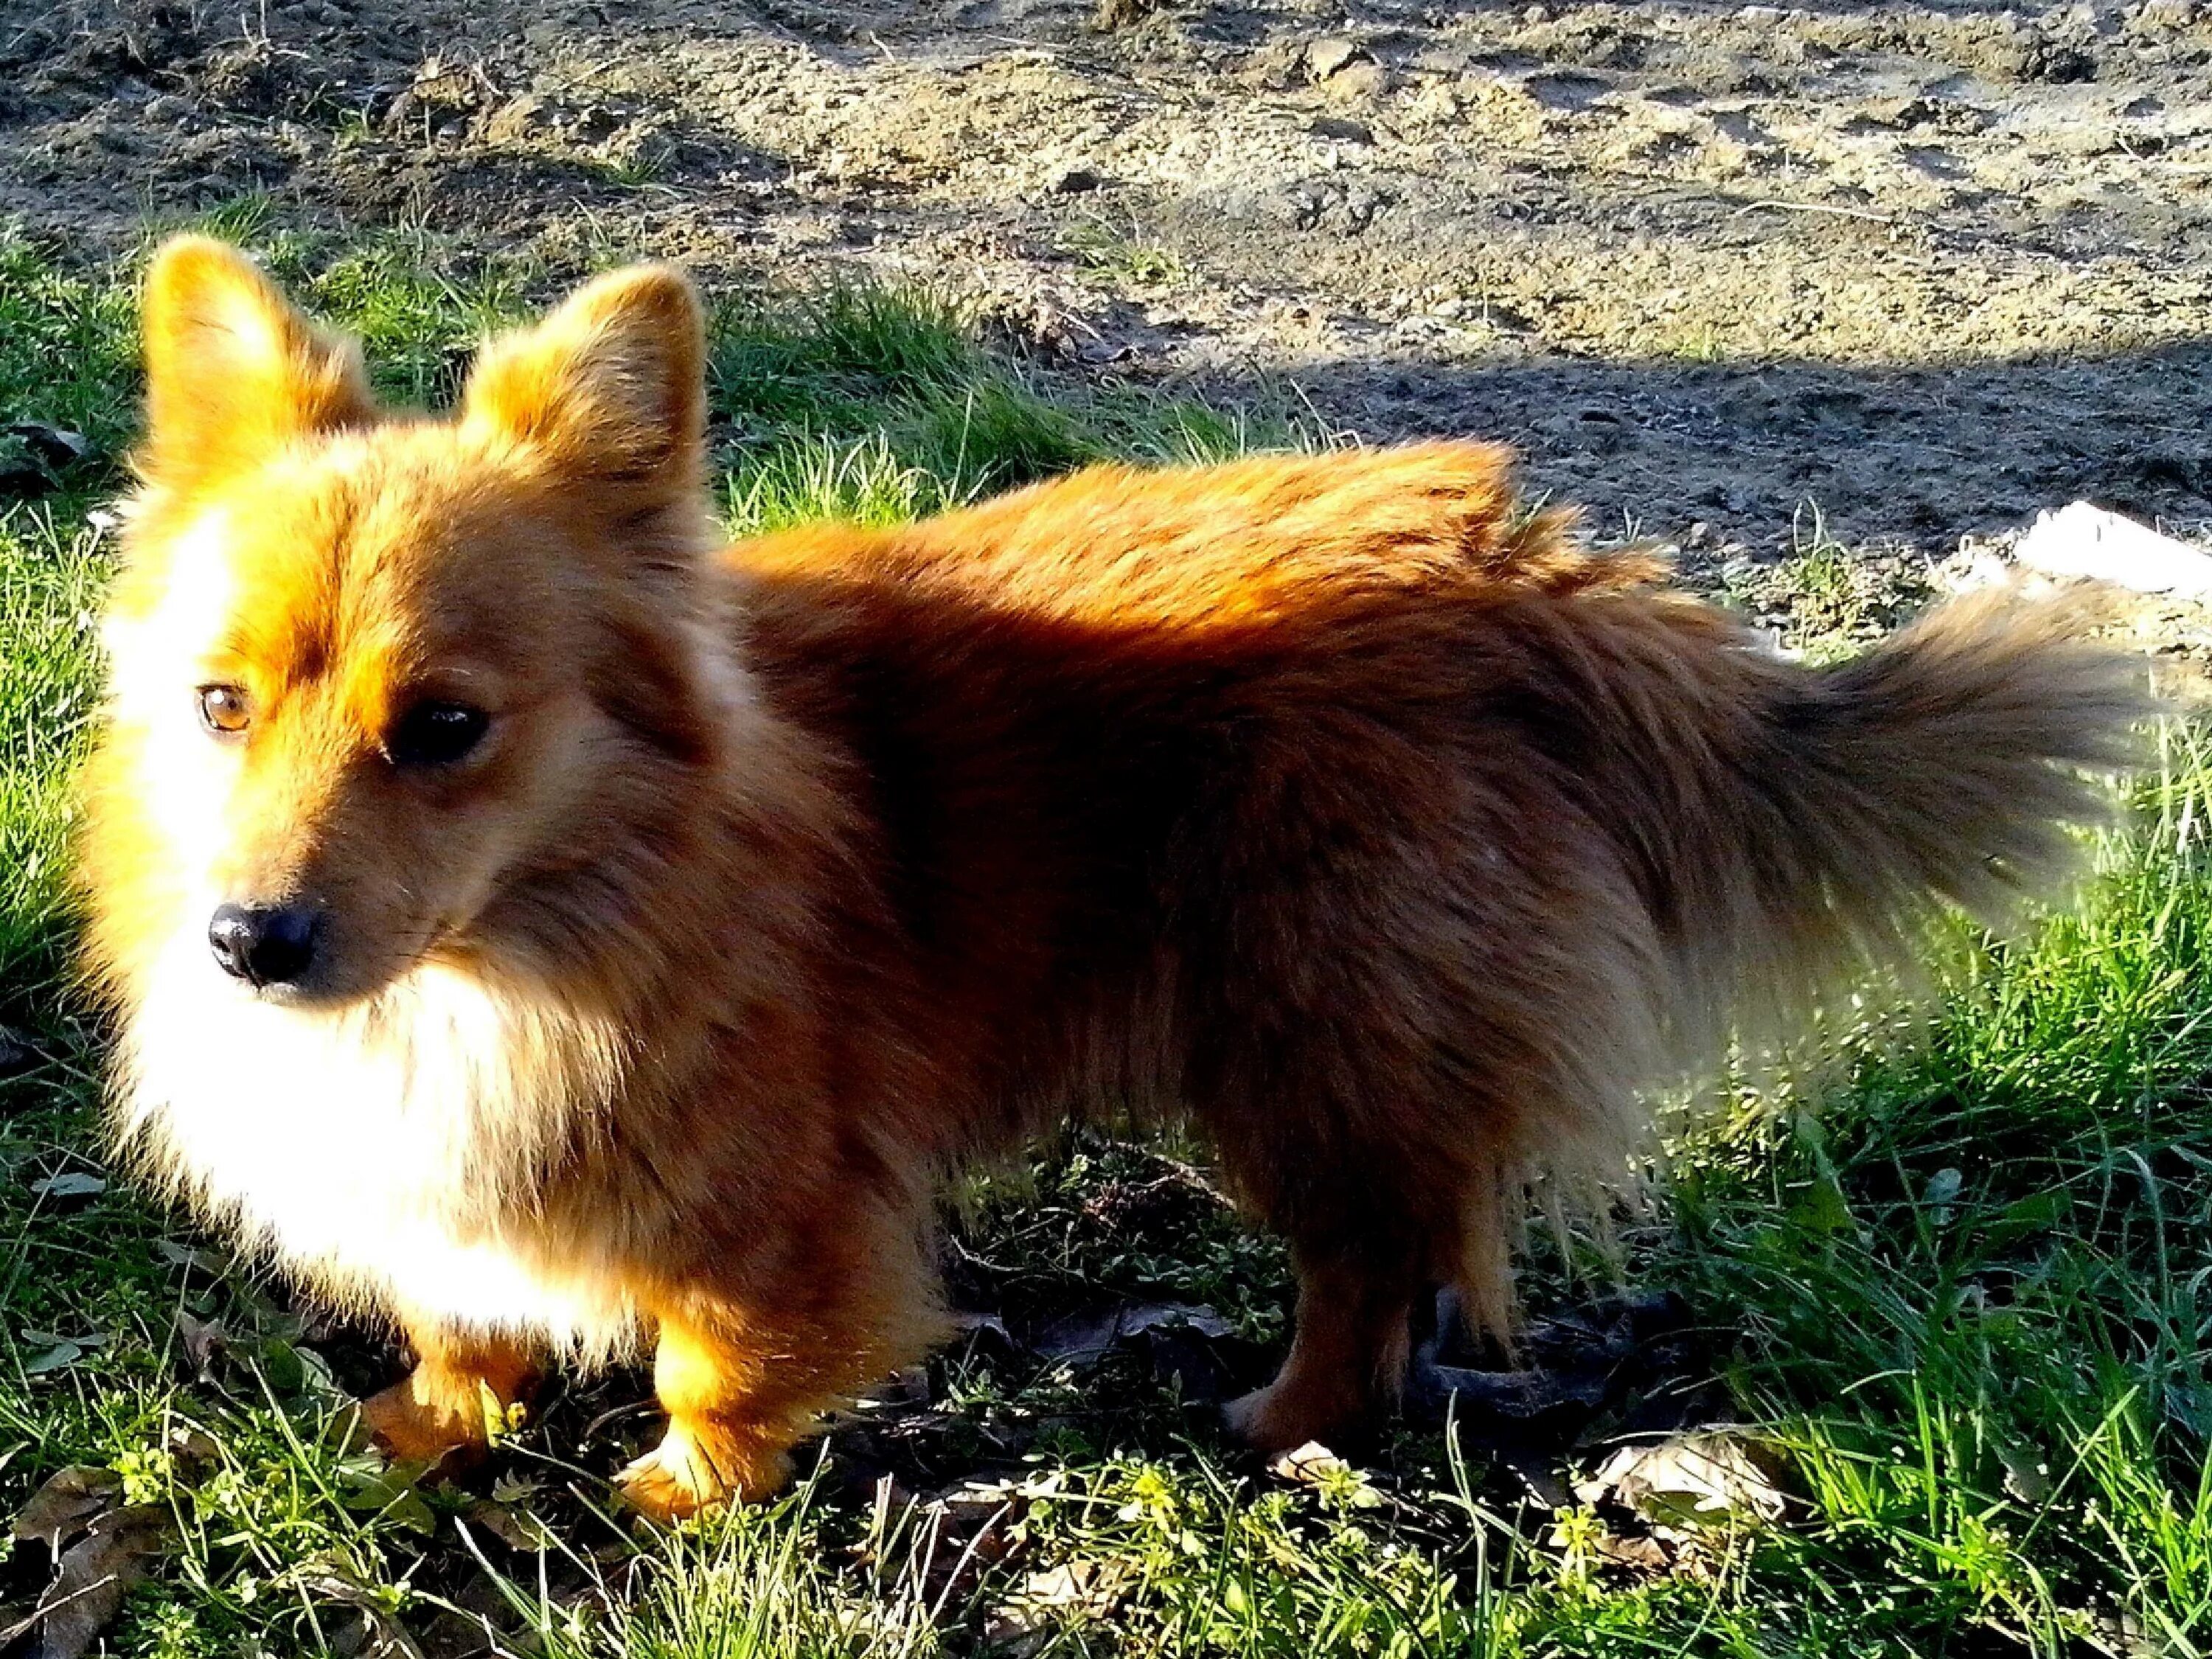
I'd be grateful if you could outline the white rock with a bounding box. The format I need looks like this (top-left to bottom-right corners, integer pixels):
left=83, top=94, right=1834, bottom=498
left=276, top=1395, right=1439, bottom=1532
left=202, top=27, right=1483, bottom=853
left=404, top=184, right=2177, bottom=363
left=2014, top=500, right=2212, bottom=597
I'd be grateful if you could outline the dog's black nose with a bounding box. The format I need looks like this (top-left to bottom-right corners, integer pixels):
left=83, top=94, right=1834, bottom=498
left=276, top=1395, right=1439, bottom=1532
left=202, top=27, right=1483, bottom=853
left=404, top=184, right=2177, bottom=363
left=207, top=902, right=320, bottom=987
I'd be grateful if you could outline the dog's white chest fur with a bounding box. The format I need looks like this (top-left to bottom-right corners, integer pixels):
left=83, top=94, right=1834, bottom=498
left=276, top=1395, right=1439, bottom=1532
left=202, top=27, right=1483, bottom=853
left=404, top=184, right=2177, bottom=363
left=117, top=934, right=638, bottom=1357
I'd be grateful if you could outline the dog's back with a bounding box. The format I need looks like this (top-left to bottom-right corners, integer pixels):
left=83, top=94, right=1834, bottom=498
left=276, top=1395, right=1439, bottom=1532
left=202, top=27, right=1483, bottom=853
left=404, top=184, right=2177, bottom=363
left=726, top=448, right=2146, bottom=1444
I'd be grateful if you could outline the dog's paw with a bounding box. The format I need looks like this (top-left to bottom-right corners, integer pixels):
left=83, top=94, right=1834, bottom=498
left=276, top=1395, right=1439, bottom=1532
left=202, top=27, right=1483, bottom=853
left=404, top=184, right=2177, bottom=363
left=1222, top=1380, right=1361, bottom=1456
left=356, top=1378, right=487, bottom=1464
left=616, top=1424, right=790, bottom=1523
left=1222, top=1383, right=1296, bottom=1452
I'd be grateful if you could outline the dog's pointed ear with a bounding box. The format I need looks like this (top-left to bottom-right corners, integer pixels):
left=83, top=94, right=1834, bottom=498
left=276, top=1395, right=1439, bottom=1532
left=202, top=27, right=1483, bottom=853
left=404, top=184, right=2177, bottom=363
left=460, top=265, right=705, bottom=500
left=139, top=236, right=375, bottom=487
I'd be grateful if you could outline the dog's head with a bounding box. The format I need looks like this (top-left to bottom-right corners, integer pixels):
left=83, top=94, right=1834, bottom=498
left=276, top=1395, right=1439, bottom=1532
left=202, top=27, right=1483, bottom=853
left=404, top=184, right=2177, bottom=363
left=87, top=238, right=733, bottom=1007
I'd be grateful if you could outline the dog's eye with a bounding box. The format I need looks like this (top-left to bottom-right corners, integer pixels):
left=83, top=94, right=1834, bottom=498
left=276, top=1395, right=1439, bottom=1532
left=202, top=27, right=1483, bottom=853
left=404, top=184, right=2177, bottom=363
left=388, top=700, right=490, bottom=768
left=197, top=685, right=251, bottom=737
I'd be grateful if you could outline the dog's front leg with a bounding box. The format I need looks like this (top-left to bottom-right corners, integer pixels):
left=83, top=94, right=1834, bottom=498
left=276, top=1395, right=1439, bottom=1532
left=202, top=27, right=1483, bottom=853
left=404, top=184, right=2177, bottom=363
left=358, top=1318, right=540, bottom=1463
left=616, top=1305, right=838, bottom=1521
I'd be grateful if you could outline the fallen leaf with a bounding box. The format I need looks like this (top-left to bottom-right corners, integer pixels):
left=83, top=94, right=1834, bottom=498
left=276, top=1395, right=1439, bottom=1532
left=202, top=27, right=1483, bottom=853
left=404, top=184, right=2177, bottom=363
left=858, top=1364, right=932, bottom=1410
left=1265, top=1439, right=1382, bottom=1505
left=11, top=1467, right=122, bottom=1551
left=2000, top=1441, right=2052, bottom=1505
left=1495, top=1447, right=1576, bottom=1511
left=1032, top=1301, right=1234, bottom=1368
left=1580, top=1433, right=1789, bottom=1528
left=18, top=1505, right=169, bottom=1659
left=1411, top=1360, right=1612, bottom=1422
left=1594, top=1530, right=1672, bottom=1573
left=175, top=1310, right=227, bottom=1381
left=294, top=1567, right=428, bottom=1659
left=986, top=1557, right=1127, bottom=1645
left=911, top=1482, right=1018, bottom=1606
left=0, top=1480, right=169, bottom=1659
left=462, top=1498, right=549, bottom=1553
left=28, top=1173, right=105, bottom=1200
left=2014, top=501, right=2212, bottom=597
left=166, top=1428, right=220, bottom=1477
left=3, top=422, right=91, bottom=466
left=1267, top=1440, right=1350, bottom=1484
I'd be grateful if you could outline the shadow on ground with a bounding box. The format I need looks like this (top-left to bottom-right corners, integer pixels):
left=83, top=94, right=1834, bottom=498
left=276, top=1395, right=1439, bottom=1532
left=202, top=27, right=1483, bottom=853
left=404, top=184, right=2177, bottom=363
left=1192, top=335, right=2212, bottom=557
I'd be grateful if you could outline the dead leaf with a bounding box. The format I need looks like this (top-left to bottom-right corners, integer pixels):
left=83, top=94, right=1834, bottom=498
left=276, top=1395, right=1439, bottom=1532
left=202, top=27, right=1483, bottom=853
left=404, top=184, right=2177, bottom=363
left=985, top=1558, right=1127, bottom=1646
left=2, top=1503, right=169, bottom=1659
left=166, top=1428, right=220, bottom=1478
left=1265, top=1440, right=1383, bottom=1506
left=3, top=422, right=90, bottom=466
left=1033, top=1301, right=1232, bottom=1367
left=295, top=1567, right=428, bottom=1659
left=1267, top=1439, right=1352, bottom=1484
left=1579, top=1433, right=1789, bottom=1528
left=912, top=1482, right=1019, bottom=1608
left=27, top=1173, right=104, bottom=1202
left=463, top=1498, right=550, bottom=1553
left=1593, top=1531, right=1672, bottom=1573
left=1496, top=1447, right=1576, bottom=1511
left=5, top=1466, right=170, bottom=1656
left=1410, top=1361, right=1610, bottom=1422
left=175, top=1310, right=228, bottom=1381
left=2000, top=1441, right=2053, bottom=1504
left=11, top=1467, right=121, bottom=1552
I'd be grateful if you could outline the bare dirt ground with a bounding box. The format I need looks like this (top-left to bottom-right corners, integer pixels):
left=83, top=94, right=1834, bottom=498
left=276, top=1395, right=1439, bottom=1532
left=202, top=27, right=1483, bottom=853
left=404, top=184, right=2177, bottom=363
left=4, top=0, right=2211, bottom=563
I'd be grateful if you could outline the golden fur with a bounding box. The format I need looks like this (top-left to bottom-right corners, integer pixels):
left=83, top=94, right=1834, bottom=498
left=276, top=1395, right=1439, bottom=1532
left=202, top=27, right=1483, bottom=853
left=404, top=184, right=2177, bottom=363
left=77, top=238, right=2147, bottom=1518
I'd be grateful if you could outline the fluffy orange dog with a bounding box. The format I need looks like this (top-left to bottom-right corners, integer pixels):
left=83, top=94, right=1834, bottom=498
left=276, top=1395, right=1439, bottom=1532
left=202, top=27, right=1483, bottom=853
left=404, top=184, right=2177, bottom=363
left=80, top=238, right=2142, bottom=1520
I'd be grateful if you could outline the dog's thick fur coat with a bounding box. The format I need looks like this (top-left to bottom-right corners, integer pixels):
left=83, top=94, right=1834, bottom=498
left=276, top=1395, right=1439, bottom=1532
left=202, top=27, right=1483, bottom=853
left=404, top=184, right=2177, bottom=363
left=79, top=240, right=2146, bottom=1517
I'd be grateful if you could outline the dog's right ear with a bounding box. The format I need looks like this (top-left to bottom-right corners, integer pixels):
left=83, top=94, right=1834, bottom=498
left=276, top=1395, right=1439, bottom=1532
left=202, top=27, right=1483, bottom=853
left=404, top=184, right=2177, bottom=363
left=139, top=237, right=375, bottom=489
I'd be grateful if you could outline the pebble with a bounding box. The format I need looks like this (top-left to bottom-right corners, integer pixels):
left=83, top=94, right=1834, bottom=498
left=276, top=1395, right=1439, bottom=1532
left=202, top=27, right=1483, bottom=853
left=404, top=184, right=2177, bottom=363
left=1304, top=37, right=1363, bottom=80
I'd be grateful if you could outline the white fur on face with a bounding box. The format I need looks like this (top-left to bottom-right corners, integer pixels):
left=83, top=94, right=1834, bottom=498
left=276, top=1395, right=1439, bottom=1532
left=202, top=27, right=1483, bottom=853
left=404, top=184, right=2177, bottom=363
left=101, top=479, right=658, bottom=1361
left=103, top=507, right=246, bottom=872
left=116, top=915, right=641, bottom=1361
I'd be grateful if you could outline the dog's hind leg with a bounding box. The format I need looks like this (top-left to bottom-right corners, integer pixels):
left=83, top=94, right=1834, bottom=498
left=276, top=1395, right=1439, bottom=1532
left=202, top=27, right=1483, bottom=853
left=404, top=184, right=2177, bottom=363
left=358, top=1320, right=539, bottom=1463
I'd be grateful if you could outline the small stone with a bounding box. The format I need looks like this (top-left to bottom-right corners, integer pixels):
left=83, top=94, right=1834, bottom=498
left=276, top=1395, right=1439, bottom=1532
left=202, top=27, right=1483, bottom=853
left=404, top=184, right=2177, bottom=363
left=1309, top=115, right=1374, bottom=144
left=1304, top=36, right=1364, bottom=80
left=1328, top=60, right=1392, bottom=100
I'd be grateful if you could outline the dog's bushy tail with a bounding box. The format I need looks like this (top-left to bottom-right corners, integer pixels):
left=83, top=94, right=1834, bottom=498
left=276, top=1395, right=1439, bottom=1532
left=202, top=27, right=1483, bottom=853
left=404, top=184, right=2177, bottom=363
left=1458, top=585, right=2148, bottom=1336
left=1648, top=585, right=2151, bottom=1060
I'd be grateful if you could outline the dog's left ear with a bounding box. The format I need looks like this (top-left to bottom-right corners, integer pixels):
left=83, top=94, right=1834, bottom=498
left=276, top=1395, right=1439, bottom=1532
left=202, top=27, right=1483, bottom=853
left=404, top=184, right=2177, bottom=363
left=461, top=265, right=706, bottom=502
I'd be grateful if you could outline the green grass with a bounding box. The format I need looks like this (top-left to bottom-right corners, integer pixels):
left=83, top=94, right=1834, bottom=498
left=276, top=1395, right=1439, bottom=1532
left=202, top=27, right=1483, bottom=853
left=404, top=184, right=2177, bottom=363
left=1, top=219, right=2209, bottom=1656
